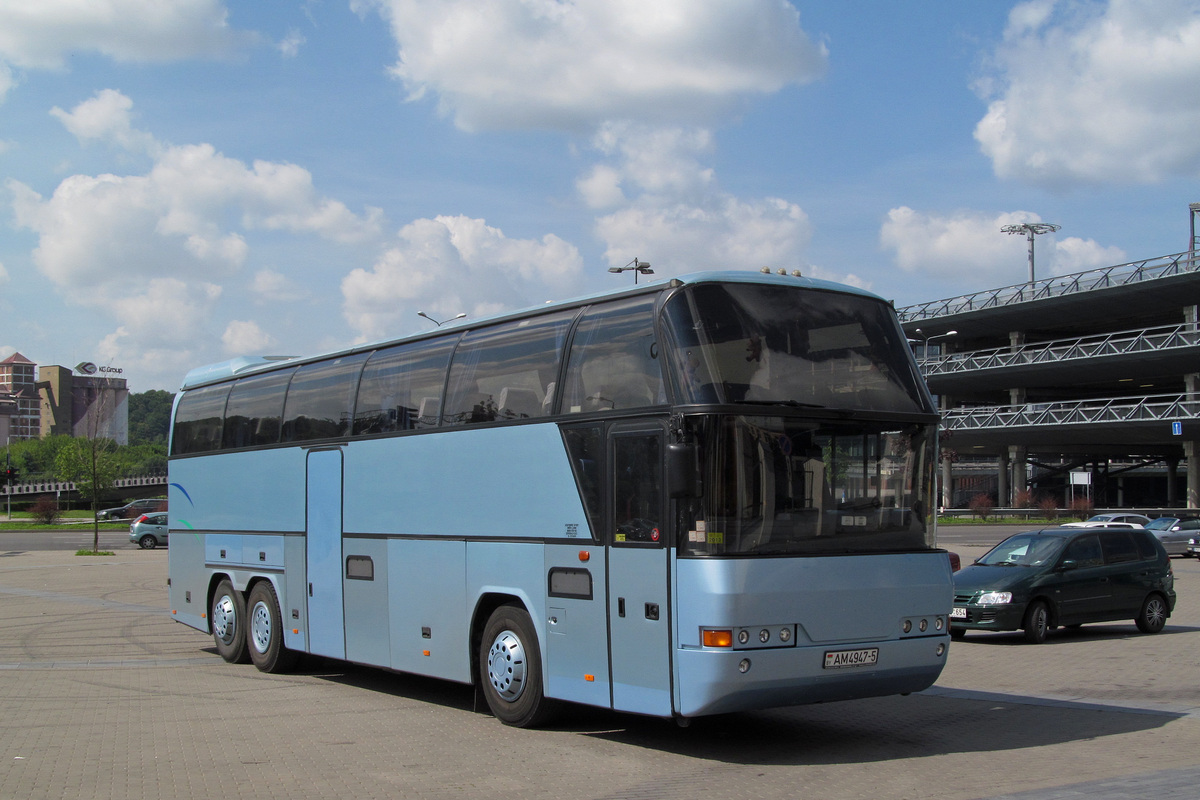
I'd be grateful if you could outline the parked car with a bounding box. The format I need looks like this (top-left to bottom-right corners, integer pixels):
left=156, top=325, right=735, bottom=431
left=1145, top=516, right=1200, bottom=556
left=951, top=527, right=1175, bottom=643
left=1061, top=513, right=1151, bottom=528
left=97, top=498, right=166, bottom=520
left=129, top=512, right=168, bottom=549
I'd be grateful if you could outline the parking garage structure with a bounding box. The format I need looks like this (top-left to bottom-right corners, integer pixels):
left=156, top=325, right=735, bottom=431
left=898, top=249, right=1200, bottom=511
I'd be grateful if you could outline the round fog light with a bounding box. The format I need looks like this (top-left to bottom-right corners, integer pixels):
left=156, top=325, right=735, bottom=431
left=738, top=658, right=752, bottom=673
left=902, top=620, right=912, bottom=633
left=778, top=627, right=791, bottom=643
left=936, top=643, right=946, bottom=657
left=759, top=629, right=770, bottom=643
left=935, top=617, right=944, bottom=631
left=737, top=630, right=750, bottom=645
left=919, top=619, right=928, bottom=632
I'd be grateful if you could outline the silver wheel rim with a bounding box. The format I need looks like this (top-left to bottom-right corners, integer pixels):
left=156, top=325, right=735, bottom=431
left=250, top=600, right=272, bottom=655
left=1146, top=598, right=1166, bottom=629
left=487, top=629, right=527, bottom=702
left=213, top=595, right=237, bottom=645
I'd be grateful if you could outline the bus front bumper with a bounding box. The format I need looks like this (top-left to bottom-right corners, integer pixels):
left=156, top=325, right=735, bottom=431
left=675, top=634, right=949, bottom=718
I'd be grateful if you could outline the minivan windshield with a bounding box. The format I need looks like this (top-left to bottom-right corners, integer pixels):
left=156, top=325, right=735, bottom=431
left=977, top=534, right=1064, bottom=567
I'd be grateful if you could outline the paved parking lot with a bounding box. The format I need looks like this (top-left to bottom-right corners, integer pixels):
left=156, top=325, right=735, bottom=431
left=2, top=534, right=1200, bottom=799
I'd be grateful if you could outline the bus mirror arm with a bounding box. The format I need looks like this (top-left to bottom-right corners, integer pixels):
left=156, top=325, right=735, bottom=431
left=667, top=443, right=700, bottom=499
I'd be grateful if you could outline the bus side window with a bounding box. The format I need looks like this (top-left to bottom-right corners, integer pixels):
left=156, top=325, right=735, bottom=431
left=563, top=296, right=665, bottom=414
left=281, top=353, right=369, bottom=442
left=443, top=310, right=576, bottom=426
left=353, top=338, right=455, bottom=435
left=171, top=383, right=231, bottom=455
left=612, top=433, right=663, bottom=546
left=222, top=370, right=294, bottom=449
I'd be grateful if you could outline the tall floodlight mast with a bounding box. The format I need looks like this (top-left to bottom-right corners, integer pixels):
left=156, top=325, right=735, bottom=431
left=1001, top=222, right=1061, bottom=283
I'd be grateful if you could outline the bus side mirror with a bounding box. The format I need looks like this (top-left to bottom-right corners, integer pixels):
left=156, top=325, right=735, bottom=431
left=667, top=443, right=700, bottom=499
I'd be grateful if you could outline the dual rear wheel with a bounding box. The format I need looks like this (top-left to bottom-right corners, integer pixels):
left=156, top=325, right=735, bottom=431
left=211, top=579, right=297, bottom=673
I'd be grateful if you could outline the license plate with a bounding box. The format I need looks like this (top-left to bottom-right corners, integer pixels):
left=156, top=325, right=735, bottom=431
left=950, top=606, right=967, bottom=619
left=823, top=648, right=879, bottom=669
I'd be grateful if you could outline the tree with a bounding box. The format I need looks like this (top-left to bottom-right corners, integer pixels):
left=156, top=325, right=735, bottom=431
left=128, top=389, right=175, bottom=446
left=53, top=379, right=122, bottom=554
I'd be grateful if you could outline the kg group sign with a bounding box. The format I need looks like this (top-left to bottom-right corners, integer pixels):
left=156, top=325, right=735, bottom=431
left=75, top=362, right=124, bottom=376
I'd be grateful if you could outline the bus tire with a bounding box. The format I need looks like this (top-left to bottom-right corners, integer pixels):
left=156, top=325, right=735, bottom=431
left=247, top=581, right=298, bottom=673
left=211, top=580, right=249, bottom=663
left=479, top=604, right=558, bottom=727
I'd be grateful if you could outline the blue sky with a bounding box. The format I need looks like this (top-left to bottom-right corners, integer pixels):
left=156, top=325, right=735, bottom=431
left=2, top=0, right=1199, bottom=391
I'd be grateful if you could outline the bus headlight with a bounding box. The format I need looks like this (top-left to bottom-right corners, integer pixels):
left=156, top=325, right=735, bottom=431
left=977, top=591, right=1012, bottom=605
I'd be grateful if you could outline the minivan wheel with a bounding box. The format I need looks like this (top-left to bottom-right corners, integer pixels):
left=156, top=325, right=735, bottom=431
left=1135, top=594, right=1167, bottom=633
left=1023, top=600, right=1050, bottom=644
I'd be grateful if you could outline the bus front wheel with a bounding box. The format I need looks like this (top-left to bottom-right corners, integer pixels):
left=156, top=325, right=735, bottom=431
left=211, top=580, right=249, bottom=664
left=247, top=581, right=298, bottom=673
left=479, top=604, right=558, bottom=727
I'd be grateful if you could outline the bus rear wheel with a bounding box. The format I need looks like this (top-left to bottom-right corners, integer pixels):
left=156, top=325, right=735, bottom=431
left=479, top=604, right=557, bottom=727
left=211, top=580, right=249, bottom=663
left=247, top=581, right=298, bottom=673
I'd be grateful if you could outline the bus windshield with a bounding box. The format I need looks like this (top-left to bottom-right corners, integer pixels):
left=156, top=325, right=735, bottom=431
left=662, top=283, right=931, bottom=414
left=680, top=416, right=936, bottom=557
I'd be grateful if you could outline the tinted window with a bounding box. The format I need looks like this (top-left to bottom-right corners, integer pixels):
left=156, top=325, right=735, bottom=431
left=1133, top=531, right=1159, bottom=560
left=562, top=296, right=665, bottom=414
left=171, top=384, right=231, bottom=455
left=353, top=338, right=455, bottom=435
left=443, top=311, right=576, bottom=426
left=661, top=283, right=930, bottom=413
left=1062, top=534, right=1103, bottom=567
left=222, top=370, right=294, bottom=449
left=1099, top=530, right=1139, bottom=563
left=281, top=353, right=369, bottom=442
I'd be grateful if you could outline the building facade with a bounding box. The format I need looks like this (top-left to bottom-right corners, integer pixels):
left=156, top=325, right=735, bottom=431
left=0, top=353, right=40, bottom=441
left=0, top=354, right=128, bottom=445
left=899, top=249, right=1200, bottom=510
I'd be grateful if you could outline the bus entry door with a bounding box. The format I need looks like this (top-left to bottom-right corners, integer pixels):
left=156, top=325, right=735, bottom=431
left=306, top=447, right=345, bottom=660
left=608, top=427, right=673, bottom=716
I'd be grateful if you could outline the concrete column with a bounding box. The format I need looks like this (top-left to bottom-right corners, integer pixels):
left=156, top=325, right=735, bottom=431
left=1186, top=441, right=1200, bottom=510
left=1010, top=445, right=1028, bottom=503
left=997, top=448, right=1010, bottom=507
left=1167, top=457, right=1179, bottom=506
left=941, top=457, right=953, bottom=509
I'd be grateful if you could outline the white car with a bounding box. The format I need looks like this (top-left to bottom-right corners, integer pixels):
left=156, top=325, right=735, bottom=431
left=1061, top=513, right=1151, bottom=528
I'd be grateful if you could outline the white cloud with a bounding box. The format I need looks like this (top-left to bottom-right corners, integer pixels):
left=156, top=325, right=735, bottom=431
left=341, top=215, right=585, bottom=342
left=975, top=0, right=1200, bottom=187
left=278, top=29, right=306, bottom=58
left=580, top=123, right=819, bottom=279
left=880, top=206, right=1126, bottom=285
left=251, top=269, right=309, bottom=304
left=9, top=90, right=384, bottom=304
left=0, top=259, right=7, bottom=285
left=0, top=0, right=250, bottom=69
left=362, top=0, right=827, bottom=131
left=222, top=320, right=276, bottom=354
left=50, top=89, right=160, bottom=155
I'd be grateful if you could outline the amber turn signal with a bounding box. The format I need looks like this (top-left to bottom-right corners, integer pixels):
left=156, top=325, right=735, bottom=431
left=702, top=629, right=733, bottom=648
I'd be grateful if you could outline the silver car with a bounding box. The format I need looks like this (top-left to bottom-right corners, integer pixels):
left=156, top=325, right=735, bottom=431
left=1146, top=517, right=1200, bottom=556
left=129, top=512, right=168, bottom=549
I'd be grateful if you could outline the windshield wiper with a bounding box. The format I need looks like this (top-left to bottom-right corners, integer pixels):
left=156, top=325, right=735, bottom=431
left=730, top=399, right=828, bottom=410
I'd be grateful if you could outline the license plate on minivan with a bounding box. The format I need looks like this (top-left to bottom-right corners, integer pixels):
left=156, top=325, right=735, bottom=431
left=823, top=648, right=878, bottom=669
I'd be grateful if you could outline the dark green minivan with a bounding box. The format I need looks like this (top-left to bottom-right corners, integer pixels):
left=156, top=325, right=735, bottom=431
left=951, top=527, right=1175, bottom=643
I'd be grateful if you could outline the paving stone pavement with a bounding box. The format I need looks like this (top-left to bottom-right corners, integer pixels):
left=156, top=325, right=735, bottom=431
left=2, top=542, right=1200, bottom=799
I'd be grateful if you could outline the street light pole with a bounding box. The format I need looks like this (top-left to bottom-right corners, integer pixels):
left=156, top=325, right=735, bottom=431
left=608, top=258, right=654, bottom=284
left=417, top=311, right=466, bottom=327
left=1001, top=222, right=1061, bottom=283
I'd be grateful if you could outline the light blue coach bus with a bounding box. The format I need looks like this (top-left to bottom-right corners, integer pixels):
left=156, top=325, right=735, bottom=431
left=167, top=270, right=952, bottom=727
